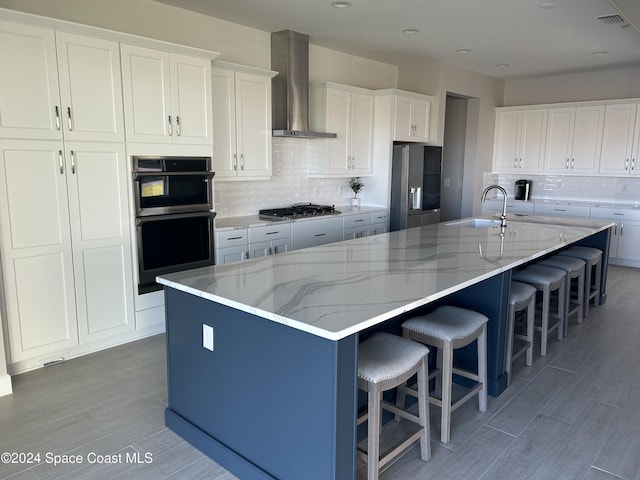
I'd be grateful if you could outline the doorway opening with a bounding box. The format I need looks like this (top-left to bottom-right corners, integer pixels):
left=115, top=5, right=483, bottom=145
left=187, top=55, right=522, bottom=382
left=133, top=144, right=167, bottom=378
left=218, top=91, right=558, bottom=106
left=441, top=94, right=469, bottom=222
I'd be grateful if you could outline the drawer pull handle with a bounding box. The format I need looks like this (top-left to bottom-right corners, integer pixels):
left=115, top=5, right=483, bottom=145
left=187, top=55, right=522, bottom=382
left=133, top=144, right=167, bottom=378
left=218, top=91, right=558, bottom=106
left=227, top=236, right=243, bottom=240
left=265, top=231, right=279, bottom=235
left=354, top=219, right=364, bottom=223
left=314, top=233, right=326, bottom=237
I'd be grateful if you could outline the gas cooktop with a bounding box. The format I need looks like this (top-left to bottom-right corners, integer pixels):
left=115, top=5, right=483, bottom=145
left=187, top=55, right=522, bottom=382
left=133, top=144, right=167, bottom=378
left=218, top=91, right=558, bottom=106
left=259, top=203, right=340, bottom=220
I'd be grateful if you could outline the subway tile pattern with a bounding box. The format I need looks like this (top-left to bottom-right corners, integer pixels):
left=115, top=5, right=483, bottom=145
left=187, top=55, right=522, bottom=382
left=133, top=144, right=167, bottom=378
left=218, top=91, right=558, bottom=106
left=214, top=138, right=352, bottom=217
left=484, top=172, right=640, bottom=205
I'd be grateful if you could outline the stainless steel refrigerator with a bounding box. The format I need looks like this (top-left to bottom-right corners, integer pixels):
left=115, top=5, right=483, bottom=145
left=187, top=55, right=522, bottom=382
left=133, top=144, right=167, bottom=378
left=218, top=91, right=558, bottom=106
left=390, top=143, right=442, bottom=231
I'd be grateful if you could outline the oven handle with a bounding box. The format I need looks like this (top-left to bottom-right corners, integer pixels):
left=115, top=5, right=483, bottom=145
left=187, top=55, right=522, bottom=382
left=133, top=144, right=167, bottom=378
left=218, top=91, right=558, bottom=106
left=136, top=211, right=217, bottom=226
left=133, top=171, right=215, bottom=180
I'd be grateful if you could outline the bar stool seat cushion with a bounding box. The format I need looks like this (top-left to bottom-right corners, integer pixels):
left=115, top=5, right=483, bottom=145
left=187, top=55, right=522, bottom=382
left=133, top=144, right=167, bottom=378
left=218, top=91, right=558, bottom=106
left=539, top=255, right=585, bottom=272
left=402, top=306, right=488, bottom=342
left=510, top=281, right=537, bottom=305
left=512, top=264, right=565, bottom=286
left=358, top=333, right=430, bottom=385
left=566, top=246, right=602, bottom=259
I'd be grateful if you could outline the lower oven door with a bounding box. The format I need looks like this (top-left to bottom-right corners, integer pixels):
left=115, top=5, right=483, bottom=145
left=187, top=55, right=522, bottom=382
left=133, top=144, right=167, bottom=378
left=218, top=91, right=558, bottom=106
left=136, top=211, right=216, bottom=293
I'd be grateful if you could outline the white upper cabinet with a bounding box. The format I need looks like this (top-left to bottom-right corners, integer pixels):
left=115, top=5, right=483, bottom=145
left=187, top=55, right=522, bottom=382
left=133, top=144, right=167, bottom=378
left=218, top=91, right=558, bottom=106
left=544, top=105, right=604, bottom=174
left=309, top=82, right=374, bottom=177
left=0, top=22, right=124, bottom=142
left=212, top=64, right=275, bottom=180
left=493, top=109, right=547, bottom=172
left=599, top=103, right=640, bottom=175
left=121, top=44, right=213, bottom=145
left=393, top=93, right=430, bottom=142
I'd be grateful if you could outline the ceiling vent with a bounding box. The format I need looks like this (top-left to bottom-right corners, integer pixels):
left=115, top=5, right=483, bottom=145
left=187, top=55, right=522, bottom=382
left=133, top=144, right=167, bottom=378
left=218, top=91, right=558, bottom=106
left=596, top=13, right=627, bottom=25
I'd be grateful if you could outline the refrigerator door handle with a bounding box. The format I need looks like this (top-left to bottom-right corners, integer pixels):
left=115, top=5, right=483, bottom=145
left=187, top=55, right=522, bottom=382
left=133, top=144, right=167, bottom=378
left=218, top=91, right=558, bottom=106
left=409, top=186, right=422, bottom=211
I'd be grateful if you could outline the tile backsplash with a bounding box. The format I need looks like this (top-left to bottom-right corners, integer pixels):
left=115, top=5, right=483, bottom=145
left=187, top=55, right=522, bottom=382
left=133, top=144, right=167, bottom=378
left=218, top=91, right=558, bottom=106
left=483, top=173, right=640, bottom=205
left=214, top=138, right=354, bottom=217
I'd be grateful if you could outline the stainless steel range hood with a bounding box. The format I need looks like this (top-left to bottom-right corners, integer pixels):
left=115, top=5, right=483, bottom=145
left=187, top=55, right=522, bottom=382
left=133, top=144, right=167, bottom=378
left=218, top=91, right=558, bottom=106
left=271, top=30, right=336, bottom=138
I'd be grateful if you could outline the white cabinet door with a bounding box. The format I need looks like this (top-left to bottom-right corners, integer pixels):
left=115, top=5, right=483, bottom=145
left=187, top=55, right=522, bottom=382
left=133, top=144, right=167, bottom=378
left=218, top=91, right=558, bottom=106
left=234, top=72, right=272, bottom=177
left=599, top=103, right=637, bottom=175
left=410, top=98, right=430, bottom=142
left=55, top=32, right=124, bottom=142
left=122, top=45, right=212, bottom=145
left=349, top=92, right=374, bottom=175
left=170, top=54, right=213, bottom=145
left=212, top=67, right=272, bottom=179
left=215, top=245, right=248, bottom=264
left=571, top=105, right=604, bottom=174
left=121, top=44, right=172, bottom=144
left=64, top=143, right=134, bottom=343
left=324, top=88, right=351, bottom=174
left=0, top=21, right=62, bottom=140
left=291, top=217, right=343, bottom=250
left=493, top=110, right=521, bottom=171
left=0, top=141, right=78, bottom=362
left=615, top=221, right=640, bottom=261
left=544, top=107, right=575, bottom=173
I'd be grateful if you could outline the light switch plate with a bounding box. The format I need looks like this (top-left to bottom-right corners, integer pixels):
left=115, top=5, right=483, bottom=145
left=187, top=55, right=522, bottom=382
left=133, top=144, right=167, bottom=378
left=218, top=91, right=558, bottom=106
left=203, top=324, right=214, bottom=351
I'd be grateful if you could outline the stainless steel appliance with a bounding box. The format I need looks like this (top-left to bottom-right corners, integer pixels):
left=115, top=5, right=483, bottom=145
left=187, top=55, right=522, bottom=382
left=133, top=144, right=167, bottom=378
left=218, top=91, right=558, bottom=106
left=259, top=203, right=340, bottom=220
left=390, top=144, right=442, bottom=231
left=132, top=156, right=216, bottom=293
left=515, top=179, right=532, bottom=201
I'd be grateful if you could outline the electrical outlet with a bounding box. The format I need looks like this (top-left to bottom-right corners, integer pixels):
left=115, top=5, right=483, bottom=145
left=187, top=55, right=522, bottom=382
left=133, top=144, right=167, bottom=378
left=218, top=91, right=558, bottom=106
left=203, top=324, right=214, bottom=351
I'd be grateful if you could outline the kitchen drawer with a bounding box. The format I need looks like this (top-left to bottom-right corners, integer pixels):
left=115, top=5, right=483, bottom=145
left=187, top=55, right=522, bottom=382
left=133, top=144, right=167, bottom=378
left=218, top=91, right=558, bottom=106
left=249, top=223, right=291, bottom=243
left=590, top=207, right=640, bottom=221
left=343, top=212, right=372, bottom=228
left=372, top=210, right=390, bottom=224
left=215, top=228, right=249, bottom=249
left=291, top=217, right=343, bottom=250
left=534, top=204, right=591, bottom=218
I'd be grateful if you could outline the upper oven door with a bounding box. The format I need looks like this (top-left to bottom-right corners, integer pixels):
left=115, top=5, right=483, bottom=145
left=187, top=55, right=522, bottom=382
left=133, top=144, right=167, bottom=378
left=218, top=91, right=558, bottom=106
left=132, top=156, right=214, bottom=216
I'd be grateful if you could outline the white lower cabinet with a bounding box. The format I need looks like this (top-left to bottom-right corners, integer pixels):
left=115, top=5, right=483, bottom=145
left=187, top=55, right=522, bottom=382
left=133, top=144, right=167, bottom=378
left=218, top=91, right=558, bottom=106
left=343, top=212, right=372, bottom=240
left=0, top=141, right=134, bottom=364
left=590, top=207, right=640, bottom=264
left=215, top=229, right=249, bottom=265
left=248, top=224, right=291, bottom=257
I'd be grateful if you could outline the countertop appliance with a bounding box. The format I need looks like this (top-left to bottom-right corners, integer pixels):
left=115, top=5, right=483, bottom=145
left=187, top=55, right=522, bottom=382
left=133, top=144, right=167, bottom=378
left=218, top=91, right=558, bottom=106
left=132, top=156, right=216, bottom=293
left=390, top=144, right=442, bottom=231
left=515, top=179, right=532, bottom=201
left=259, top=203, right=340, bottom=220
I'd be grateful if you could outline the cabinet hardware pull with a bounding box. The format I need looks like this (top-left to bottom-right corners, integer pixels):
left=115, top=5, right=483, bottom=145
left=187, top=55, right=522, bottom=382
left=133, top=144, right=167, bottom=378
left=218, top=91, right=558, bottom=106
left=175, top=116, right=181, bottom=136
left=519, top=158, right=523, bottom=168
left=58, top=150, right=64, bottom=174
left=314, top=233, right=326, bottom=237
left=240, top=154, right=245, bottom=170
left=625, top=158, right=629, bottom=170
left=355, top=219, right=364, bottom=222
left=54, top=106, right=61, bottom=130
left=227, top=236, right=243, bottom=240
left=565, top=158, right=569, bottom=169
left=167, top=116, right=172, bottom=136
left=233, top=153, right=237, bottom=171
left=268, top=247, right=272, bottom=255
left=514, top=158, right=518, bottom=168
left=66, top=107, right=73, bottom=131
left=620, top=223, right=624, bottom=236
left=266, top=231, right=279, bottom=235
left=273, top=246, right=279, bottom=254
left=571, top=158, right=575, bottom=169
left=632, top=158, right=636, bottom=170
left=70, top=150, right=76, bottom=174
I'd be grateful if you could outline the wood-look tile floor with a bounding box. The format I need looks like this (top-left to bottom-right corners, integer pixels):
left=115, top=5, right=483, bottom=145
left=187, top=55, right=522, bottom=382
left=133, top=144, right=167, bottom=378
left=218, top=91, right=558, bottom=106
left=1, top=265, right=639, bottom=480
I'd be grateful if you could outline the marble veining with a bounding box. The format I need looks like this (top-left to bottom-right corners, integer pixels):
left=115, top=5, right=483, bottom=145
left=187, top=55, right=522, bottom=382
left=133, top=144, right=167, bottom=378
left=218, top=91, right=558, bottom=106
left=157, top=218, right=613, bottom=340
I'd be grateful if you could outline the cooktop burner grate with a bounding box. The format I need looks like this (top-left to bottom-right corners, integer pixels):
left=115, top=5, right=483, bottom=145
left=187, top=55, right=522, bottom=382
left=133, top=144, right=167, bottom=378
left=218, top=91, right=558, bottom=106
left=259, top=203, right=340, bottom=219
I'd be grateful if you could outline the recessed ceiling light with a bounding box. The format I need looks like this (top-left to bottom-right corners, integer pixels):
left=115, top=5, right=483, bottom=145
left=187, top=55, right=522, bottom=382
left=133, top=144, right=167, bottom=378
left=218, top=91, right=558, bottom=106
left=540, top=2, right=556, bottom=8
left=496, top=63, right=510, bottom=68
left=331, top=1, right=352, bottom=7
left=592, top=51, right=608, bottom=55
left=402, top=28, right=420, bottom=34
left=456, top=48, right=471, bottom=54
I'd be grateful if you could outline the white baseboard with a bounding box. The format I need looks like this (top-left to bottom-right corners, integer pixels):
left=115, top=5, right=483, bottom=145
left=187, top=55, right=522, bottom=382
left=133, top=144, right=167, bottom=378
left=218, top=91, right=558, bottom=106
left=0, top=374, right=12, bottom=397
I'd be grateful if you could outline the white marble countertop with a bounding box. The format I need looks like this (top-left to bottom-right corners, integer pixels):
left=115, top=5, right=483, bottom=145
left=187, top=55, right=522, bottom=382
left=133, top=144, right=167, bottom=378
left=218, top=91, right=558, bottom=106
left=157, top=217, right=613, bottom=341
left=214, top=205, right=388, bottom=231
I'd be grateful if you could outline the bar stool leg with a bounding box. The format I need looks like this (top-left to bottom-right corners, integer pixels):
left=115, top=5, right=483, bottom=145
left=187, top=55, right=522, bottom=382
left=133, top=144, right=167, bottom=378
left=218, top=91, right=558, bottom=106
left=478, top=325, right=487, bottom=412
left=525, top=294, right=535, bottom=366
left=440, top=340, right=453, bottom=444
left=367, top=388, right=381, bottom=480
left=417, top=358, right=431, bottom=461
left=541, top=288, right=550, bottom=356
left=577, top=273, right=584, bottom=324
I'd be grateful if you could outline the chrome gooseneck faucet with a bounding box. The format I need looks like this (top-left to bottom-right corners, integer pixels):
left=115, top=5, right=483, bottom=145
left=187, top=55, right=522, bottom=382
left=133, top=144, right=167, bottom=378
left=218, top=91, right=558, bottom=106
left=481, top=184, right=508, bottom=228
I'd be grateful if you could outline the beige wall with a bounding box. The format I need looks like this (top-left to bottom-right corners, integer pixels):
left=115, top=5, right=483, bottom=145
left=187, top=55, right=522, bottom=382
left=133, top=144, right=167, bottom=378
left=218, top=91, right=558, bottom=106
left=503, top=66, right=640, bottom=106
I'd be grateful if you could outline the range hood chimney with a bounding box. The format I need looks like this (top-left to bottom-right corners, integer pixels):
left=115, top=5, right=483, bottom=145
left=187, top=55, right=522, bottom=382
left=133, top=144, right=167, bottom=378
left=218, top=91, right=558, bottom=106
left=271, top=30, right=336, bottom=138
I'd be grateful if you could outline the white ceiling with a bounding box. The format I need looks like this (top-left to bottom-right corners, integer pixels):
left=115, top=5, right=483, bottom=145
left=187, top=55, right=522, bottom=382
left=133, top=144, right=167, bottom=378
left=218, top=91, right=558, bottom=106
left=153, top=0, right=640, bottom=80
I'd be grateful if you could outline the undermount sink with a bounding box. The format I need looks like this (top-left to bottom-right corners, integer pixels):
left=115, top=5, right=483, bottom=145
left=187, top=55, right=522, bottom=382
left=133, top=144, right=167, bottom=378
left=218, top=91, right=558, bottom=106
left=446, top=218, right=502, bottom=229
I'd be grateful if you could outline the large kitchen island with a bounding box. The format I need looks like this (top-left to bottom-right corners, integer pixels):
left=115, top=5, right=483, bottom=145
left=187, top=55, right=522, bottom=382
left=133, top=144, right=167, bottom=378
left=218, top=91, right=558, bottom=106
left=157, top=216, right=613, bottom=480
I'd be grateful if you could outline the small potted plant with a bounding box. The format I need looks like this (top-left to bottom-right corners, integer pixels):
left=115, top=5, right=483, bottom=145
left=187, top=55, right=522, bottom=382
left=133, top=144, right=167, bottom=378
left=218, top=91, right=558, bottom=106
left=349, top=177, right=364, bottom=208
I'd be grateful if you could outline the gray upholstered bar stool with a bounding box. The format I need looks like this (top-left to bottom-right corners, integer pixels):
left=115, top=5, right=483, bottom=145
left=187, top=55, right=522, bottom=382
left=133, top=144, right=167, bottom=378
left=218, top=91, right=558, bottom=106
left=558, top=246, right=602, bottom=317
left=357, top=332, right=431, bottom=480
left=512, top=264, right=565, bottom=357
left=506, top=281, right=536, bottom=387
left=538, top=254, right=585, bottom=336
left=399, top=306, right=488, bottom=444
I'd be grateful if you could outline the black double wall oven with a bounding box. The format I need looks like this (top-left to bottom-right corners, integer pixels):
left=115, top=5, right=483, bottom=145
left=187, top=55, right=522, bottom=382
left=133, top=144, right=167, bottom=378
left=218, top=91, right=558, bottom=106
left=133, top=156, right=216, bottom=293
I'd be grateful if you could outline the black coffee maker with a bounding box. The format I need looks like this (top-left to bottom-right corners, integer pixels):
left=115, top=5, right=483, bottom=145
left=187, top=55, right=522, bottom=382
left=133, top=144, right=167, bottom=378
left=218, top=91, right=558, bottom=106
left=515, top=179, right=532, bottom=201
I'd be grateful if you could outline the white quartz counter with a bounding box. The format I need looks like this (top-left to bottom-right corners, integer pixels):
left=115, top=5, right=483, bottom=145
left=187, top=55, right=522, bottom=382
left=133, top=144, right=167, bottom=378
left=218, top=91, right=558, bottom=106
left=157, top=217, right=613, bottom=341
